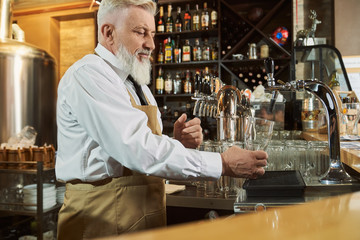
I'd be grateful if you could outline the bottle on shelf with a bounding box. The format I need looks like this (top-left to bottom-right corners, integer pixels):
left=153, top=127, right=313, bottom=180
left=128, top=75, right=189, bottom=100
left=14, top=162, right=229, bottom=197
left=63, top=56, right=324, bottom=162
left=157, top=6, right=165, bottom=33
left=166, top=4, right=173, bottom=33
left=203, top=67, right=211, bottom=95
left=184, top=3, right=192, bottom=31
left=173, top=35, right=182, bottom=63
left=157, top=42, right=164, bottom=64
left=183, top=69, right=192, bottom=94
left=201, top=2, right=210, bottom=30
left=194, top=70, right=201, bottom=97
left=193, top=38, right=202, bottom=61
left=202, top=38, right=211, bottom=61
left=155, top=67, right=164, bottom=94
left=211, top=1, right=218, bottom=29
left=164, top=36, right=173, bottom=63
left=173, top=72, right=182, bottom=94
left=182, top=39, right=192, bottom=62
left=211, top=40, right=218, bottom=60
left=164, top=72, right=173, bottom=94
left=175, top=6, right=182, bottom=32
left=193, top=4, right=200, bottom=31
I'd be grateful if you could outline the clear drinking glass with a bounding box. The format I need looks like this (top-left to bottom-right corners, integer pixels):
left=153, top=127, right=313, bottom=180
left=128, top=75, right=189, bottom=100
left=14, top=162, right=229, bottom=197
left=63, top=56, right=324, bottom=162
left=266, top=140, right=285, bottom=171
left=244, top=117, right=275, bottom=151
left=219, top=141, right=245, bottom=199
left=204, top=141, right=223, bottom=197
left=342, top=103, right=360, bottom=137
left=284, top=140, right=308, bottom=176
left=307, top=141, right=329, bottom=181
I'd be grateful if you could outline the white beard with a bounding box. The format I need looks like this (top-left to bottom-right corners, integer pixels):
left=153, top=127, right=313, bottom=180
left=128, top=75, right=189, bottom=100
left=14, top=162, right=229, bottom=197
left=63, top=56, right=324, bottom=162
left=116, top=44, right=151, bottom=86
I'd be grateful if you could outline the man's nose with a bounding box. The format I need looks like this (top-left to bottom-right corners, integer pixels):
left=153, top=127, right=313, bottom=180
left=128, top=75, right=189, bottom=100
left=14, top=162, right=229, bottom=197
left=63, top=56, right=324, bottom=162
left=144, top=35, right=155, bottom=51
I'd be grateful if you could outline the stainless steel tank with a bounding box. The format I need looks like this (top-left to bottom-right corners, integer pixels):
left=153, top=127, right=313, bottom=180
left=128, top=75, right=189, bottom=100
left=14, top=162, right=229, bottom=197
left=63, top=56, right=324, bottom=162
left=0, top=0, right=57, bottom=146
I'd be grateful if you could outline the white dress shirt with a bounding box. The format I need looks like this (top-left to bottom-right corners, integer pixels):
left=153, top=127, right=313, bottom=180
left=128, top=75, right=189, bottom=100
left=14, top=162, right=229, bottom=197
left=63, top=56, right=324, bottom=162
left=55, top=43, right=222, bottom=182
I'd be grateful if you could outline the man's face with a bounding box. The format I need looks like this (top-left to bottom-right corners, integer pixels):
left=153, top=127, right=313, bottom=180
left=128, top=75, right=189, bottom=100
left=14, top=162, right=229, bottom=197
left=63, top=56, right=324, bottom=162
left=114, top=6, right=156, bottom=63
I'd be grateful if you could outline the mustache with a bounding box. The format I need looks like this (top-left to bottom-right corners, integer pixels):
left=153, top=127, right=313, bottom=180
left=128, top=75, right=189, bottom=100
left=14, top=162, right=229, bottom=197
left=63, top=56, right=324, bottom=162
left=136, top=49, right=152, bottom=56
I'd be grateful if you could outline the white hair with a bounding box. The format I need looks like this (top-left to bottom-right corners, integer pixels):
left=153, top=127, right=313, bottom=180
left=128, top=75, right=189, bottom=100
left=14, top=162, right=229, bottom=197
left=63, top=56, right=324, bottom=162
left=97, top=0, right=157, bottom=41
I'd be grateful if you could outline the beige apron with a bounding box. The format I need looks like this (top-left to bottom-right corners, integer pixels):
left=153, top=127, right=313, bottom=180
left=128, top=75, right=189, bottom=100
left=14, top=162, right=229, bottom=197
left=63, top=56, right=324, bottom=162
left=57, top=91, right=166, bottom=239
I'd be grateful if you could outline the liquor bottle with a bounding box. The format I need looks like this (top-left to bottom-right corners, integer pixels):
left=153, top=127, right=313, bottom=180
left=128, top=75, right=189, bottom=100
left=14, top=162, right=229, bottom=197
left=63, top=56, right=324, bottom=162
left=201, top=2, right=210, bottom=30
left=173, top=35, right=182, bottom=63
left=157, top=6, right=165, bottom=33
left=165, top=4, right=173, bottom=33
left=184, top=3, right=191, bottom=31
left=210, top=1, right=218, bottom=29
left=164, top=72, right=173, bottom=94
left=193, top=38, right=202, bottom=61
left=175, top=6, right=182, bottom=32
left=202, top=38, right=211, bottom=61
left=182, top=39, right=191, bottom=62
left=183, top=69, right=192, bottom=94
left=194, top=70, right=201, bottom=97
left=173, top=72, right=182, bottom=94
left=155, top=67, right=164, bottom=94
left=164, top=36, right=173, bottom=63
left=211, top=40, right=218, bottom=60
left=193, top=4, right=200, bottom=31
left=203, top=67, right=211, bottom=95
left=157, top=42, right=164, bottom=64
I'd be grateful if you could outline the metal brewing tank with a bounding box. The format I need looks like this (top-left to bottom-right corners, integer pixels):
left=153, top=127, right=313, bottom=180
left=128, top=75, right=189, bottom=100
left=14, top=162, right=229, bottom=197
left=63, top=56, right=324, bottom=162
left=0, top=0, right=57, bottom=146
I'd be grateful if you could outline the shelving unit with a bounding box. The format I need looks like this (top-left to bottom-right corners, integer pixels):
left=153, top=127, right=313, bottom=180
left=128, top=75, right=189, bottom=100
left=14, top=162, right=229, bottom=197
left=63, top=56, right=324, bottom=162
left=152, top=0, right=293, bottom=137
left=0, top=162, right=60, bottom=240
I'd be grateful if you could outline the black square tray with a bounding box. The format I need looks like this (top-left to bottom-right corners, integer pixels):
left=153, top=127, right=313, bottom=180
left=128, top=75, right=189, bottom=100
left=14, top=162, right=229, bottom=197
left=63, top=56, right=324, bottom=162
left=242, top=171, right=306, bottom=197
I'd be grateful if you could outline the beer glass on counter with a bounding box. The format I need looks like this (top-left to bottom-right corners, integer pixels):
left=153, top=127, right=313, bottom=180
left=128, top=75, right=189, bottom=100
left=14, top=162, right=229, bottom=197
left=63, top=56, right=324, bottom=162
left=244, top=117, right=275, bottom=151
left=342, top=102, right=360, bottom=137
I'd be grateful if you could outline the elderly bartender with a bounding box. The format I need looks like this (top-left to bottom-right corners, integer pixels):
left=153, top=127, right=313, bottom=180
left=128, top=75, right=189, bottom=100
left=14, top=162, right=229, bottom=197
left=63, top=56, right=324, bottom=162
left=55, top=0, right=268, bottom=239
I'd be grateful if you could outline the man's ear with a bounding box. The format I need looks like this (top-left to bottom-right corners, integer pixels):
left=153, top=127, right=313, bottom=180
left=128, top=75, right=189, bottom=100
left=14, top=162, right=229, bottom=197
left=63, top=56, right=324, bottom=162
left=101, top=24, right=115, bottom=45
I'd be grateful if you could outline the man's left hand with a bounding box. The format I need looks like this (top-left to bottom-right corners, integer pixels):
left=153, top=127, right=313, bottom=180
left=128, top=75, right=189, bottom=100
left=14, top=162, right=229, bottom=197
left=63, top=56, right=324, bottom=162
left=173, top=113, right=203, bottom=149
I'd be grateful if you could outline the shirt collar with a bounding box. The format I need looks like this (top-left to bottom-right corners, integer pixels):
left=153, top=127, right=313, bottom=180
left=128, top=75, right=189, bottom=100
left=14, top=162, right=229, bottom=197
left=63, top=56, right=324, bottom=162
left=94, top=43, right=129, bottom=82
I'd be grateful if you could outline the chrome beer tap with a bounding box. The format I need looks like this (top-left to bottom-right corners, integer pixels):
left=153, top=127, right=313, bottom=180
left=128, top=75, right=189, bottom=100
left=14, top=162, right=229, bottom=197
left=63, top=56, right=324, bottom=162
left=264, top=57, right=356, bottom=184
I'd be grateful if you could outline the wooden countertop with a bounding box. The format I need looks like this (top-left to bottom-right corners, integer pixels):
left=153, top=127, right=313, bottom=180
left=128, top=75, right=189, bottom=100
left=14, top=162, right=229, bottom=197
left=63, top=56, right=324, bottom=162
left=302, top=132, right=360, bottom=173
left=99, top=191, right=360, bottom=240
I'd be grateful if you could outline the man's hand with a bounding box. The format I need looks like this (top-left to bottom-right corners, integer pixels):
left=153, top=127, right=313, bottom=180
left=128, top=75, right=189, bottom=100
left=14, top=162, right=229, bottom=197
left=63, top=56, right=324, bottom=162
left=173, top=113, right=203, bottom=149
left=221, top=146, right=268, bottom=179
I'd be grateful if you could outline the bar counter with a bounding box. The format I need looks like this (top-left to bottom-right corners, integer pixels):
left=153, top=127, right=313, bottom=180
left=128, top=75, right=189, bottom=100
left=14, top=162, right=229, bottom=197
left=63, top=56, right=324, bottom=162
left=100, top=190, right=360, bottom=240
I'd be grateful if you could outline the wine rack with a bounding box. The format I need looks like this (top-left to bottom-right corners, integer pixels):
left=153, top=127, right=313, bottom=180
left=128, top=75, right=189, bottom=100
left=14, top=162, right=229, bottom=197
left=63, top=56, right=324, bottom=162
left=152, top=0, right=293, bottom=137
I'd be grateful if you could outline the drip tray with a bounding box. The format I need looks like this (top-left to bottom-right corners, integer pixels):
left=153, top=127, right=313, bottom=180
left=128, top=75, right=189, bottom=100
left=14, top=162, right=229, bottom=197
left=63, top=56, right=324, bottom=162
left=243, top=171, right=306, bottom=197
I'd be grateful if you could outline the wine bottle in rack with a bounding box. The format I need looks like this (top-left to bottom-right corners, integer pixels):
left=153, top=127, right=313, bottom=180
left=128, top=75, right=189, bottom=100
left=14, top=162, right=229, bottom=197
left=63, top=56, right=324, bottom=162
left=202, top=38, right=211, bottom=61
left=184, top=3, right=191, bottom=31
left=164, top=72, right=173, bottom=94
left=166, top=4, right=173, bottom=33
left=157, top=6, right=165, bottom=33
left=194, top=70, right=201, bottom=97
left=211, top=1, right=218, bottom=29
left=193, top=38, right=202, bottom=61
left=183, top=70, right=192, bottom=94
left=201, top=2, right=210, bottom=30
left=164, top=36, right=173, bottom=63
left=193, top=4, right=200, bottom=31
left=157, top=42, right=164, bottom=64
left=156, top=67, right=164, bottom=94
left=211, top=40, right=218, bottom=60
left=174, top=35, right=182, bottom=63
left=175, top=6, right=182, bottom=32
left=182, top=39, right=192, bottom=62
left=173, top=72, right=182, bottom=94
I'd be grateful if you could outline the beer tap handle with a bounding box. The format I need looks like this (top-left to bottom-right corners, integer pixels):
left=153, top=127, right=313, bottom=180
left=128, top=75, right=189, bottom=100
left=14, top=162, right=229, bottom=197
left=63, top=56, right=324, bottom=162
left=264, top=57, right=278, bottom=113
left=193, top=100, right=200, bottom=116
left=264, top=57, right=274, bottom=81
